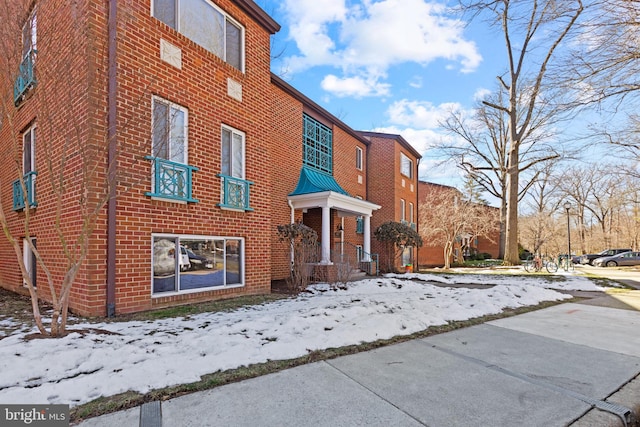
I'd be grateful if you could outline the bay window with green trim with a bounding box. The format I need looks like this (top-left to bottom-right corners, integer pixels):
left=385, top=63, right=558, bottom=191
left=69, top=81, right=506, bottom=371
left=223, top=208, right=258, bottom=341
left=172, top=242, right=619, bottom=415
left=303, top=114, right=333, bottom=174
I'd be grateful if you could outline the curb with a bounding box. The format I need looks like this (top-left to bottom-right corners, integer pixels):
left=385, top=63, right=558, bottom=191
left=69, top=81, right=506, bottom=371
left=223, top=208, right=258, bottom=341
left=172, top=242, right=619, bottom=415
left=571, top=374, right=640, bottom=427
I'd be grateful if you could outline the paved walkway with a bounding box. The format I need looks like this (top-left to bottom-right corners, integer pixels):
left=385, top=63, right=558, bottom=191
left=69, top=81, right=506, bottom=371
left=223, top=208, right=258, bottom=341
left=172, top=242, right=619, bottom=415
left=78, top=294, right=640, bottom=427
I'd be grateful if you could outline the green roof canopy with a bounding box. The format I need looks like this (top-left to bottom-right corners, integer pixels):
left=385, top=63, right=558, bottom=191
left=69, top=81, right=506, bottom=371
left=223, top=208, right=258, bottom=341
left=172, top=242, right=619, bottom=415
left=289, top=166, right=349, bottom=196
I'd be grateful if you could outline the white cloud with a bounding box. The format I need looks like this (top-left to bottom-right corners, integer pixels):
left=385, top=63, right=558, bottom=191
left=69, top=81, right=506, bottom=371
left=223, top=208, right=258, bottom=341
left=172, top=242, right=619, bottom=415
left=281, top=0, right=482, bottom=97
left=409, top=76, right=423, bottom=89
left=321, top=74, right=391, bottom=98
left=385, top=99, right=463, bottom=128
left=473, top=87, right=492, bottom=101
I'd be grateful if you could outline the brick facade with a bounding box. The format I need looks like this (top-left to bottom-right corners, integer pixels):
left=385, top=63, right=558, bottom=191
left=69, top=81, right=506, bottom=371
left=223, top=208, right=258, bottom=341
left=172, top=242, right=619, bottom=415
left=0, top=1, right=426, bottom=316
left=359, top=132, right=421, bottom=272
left=417, top=181, right=500, bottom=268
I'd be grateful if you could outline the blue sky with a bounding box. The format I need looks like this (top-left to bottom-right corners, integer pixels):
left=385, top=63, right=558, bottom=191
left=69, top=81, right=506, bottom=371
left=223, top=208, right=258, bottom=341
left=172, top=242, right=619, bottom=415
left=254, top=0, right=504, bottom=187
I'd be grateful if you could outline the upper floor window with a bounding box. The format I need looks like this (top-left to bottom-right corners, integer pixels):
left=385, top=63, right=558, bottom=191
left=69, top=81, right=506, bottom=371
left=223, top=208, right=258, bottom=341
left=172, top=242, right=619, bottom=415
left=146, top=97, right=198, bottom=203
left=400, top=153, right=413, bottom=179
left=13, top=125, right=38, bottom=210
left=152, top=0, right=244, bottom=71
left=400, top=198, right=406, bottom=222
left=221, top=125, right=244, bottom=179
left=23, top=125, right=36, bottom=175
left=152, top=97, right=187, bottom=163
left=219, top=125, right=253, bottom=211
left=303, top=114, right=332, bottom=174
left=14, top=9, right=37, bottom=104
left=355, top=146, right=363, bottom=170
left=22, top=9, right=37, bottom=59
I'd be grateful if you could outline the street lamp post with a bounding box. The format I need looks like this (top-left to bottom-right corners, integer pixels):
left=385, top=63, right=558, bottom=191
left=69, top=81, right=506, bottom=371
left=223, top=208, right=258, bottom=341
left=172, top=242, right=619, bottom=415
left=563, top=201, right=571, bottom=271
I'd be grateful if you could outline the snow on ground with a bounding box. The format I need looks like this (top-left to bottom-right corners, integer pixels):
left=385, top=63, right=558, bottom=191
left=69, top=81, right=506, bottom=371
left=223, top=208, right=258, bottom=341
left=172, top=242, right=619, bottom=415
left=0, top=273, right=603, bottom=407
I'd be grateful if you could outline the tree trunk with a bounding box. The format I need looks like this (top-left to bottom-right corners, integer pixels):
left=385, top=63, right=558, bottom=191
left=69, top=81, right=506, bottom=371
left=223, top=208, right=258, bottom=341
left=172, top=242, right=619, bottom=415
left=504, top=148, right=520, bottom=265
left=443, top=242, right=453, bottom=269
left=498, top=197, right=507, bottom=259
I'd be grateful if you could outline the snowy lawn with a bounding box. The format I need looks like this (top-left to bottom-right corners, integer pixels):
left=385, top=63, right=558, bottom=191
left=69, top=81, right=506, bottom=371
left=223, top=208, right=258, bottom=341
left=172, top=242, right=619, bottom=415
left=0, top=273, right=604, bottom=407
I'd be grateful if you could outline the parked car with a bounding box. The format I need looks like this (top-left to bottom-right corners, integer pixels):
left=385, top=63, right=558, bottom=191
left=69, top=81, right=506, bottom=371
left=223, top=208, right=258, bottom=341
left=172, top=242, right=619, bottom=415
left=183, top=247, right=214, bottom=270
left=579, top=248, right=632, bottom=265
left=154, top=239, right=190, bottom=275
left=593, top=251, right=640, bottom=267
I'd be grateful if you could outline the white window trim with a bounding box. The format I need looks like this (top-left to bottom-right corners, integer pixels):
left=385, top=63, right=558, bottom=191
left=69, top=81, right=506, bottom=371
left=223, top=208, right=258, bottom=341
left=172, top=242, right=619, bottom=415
left=22, top=8, right=37, bottom=59
left=23, top=124, right=36, bottom=174
left=356, top=146, right=363, bottom=171
left=409, top=202, right=414, bottom=223
left=151, top=233, right=245, bottom=297
left=400, top=199, right=406, bottom=222
left=400, top=153, right=413, bottom=179
left=221, top=124, right=246, bottom=179
left=151, top=95, right=189, bottom=163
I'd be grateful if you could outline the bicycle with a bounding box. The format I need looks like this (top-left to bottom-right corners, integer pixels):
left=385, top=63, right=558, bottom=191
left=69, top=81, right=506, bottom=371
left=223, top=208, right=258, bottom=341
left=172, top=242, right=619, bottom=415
left=558, top=254, right=575, bottom=272
left=523, top=255, right=558, bottom=273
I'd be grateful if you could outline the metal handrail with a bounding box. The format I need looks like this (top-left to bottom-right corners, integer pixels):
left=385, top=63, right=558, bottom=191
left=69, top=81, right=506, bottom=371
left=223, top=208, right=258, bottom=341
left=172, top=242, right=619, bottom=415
left=12, top=171, right=38, bottom=211
left=217, top=174, right=254, bottom=211
left=145, top=156, right=199, bottom=203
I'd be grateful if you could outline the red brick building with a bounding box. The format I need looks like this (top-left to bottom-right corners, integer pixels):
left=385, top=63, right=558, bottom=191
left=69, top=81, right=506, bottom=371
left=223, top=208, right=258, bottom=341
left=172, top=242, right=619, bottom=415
left=0, top=0, right=423, bottom=316
left=269, top=75, right=380, bottom=280
left=417, top=181, right=500, bottom=268
left=358, top=132, right=421, bottom=272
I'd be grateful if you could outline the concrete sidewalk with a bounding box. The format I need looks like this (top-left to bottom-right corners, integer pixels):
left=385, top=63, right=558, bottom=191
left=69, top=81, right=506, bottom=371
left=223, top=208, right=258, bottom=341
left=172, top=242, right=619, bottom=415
left=78, top=302, right=640, bottom=427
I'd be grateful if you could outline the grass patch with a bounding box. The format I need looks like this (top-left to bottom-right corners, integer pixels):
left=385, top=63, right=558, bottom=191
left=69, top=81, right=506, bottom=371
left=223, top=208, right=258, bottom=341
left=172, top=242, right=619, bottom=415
left=577, top=274, right=636, bottom=290
left=104, top=294, right=291, bottom=323
left=70, top=298, right=570, bottom=423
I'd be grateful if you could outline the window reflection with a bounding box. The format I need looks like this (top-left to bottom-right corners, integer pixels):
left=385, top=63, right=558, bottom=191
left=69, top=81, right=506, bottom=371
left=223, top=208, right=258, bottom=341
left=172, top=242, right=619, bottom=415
left=152, top=235, right=243, bottom=294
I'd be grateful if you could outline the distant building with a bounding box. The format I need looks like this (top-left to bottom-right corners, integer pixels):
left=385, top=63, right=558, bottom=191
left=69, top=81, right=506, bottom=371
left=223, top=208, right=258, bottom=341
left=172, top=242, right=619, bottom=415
left=417, top=182, right=500, bottom=268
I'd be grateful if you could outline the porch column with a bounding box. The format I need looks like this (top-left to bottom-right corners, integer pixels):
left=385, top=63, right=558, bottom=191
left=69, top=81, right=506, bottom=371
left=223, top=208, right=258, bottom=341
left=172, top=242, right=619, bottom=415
left=362, top=214, right=372, bottom=262
left=321, top=206, right=331, bottom=264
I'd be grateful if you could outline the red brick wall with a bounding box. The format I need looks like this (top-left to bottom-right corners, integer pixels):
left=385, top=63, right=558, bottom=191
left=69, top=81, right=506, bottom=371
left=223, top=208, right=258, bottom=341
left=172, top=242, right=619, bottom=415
left=110, top=0, right=274, bottom=314
left=269, top=84, right=369, bottom=280
left=364, top=134, right=419, bottom=272
left=417, top=182, right=500, bottom=267
left=0, top=0, right=109, bottom=316
left=0, top=0, right=277, bottom=316
left=269, top=84, right=304, bottom=280
left=476, top=205, right=501, bottom=258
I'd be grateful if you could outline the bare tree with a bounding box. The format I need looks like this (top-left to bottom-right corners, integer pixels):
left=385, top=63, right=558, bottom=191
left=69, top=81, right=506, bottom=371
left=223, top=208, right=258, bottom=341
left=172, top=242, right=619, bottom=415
left=0, top=1, right=151, bottom=336
left=459, top=0, right=584, bottom=264
left=519, top=162, right=563, bottom=255
left=419, top=186, right=498, bottom=269
left=556, top=163, right=636, bottom=253
left=569, top=0, right=640, bottom=104
left=374, top=222, right=423, bottom=273
left=440, top=85, right=563, bottom=259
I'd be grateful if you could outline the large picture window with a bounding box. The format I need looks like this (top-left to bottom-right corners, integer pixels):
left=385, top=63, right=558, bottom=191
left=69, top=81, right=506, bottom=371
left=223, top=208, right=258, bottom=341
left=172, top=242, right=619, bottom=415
left=152, top=234, right=243, bottom=294
left=152, top=0, right=244, bottom=71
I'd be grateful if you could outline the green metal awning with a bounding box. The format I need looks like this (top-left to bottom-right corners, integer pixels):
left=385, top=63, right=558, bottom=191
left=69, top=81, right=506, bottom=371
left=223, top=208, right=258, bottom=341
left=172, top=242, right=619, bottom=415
left=289, top=166, right=349, bottom=196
